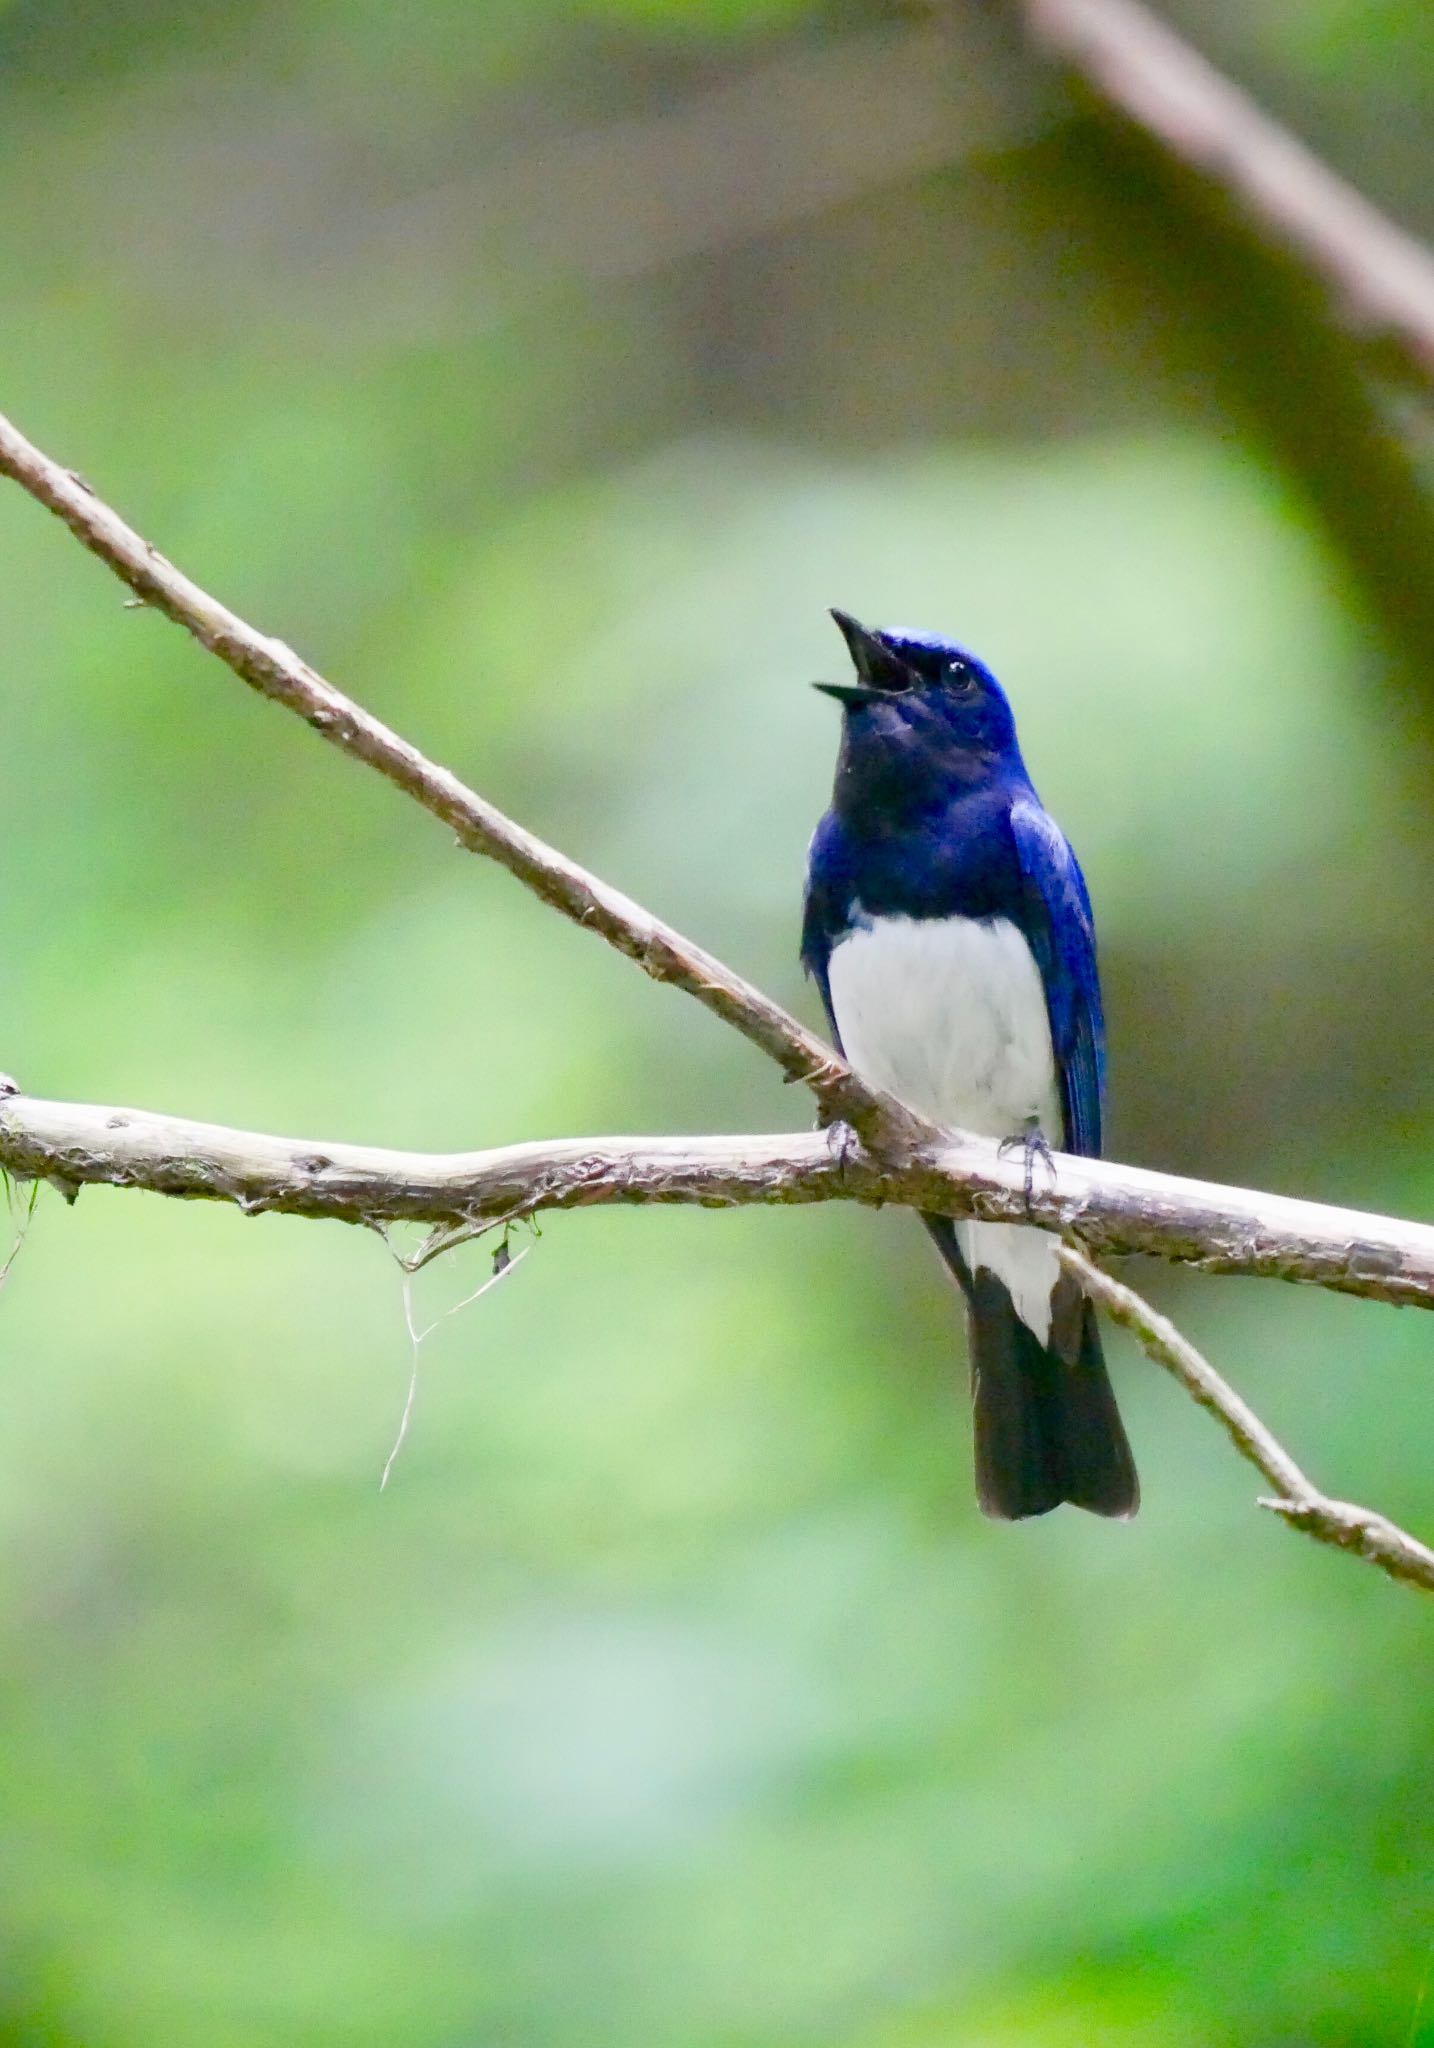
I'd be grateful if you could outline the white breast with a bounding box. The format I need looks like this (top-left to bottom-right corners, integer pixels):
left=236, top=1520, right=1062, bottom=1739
left=826, top=911, right=1062, bottom=1340
left=826, top=912, right=1059, bottom=1139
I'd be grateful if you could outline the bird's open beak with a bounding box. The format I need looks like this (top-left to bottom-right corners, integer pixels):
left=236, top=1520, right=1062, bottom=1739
left=813, top=608, right=916, bottom=705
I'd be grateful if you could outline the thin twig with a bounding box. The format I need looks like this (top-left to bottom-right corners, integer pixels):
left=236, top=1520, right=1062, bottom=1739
left=1061, top=1243, right=1434, bottom=1595
left=1018, top=0, right=1434, bottom=389
left=0, top=1177, right=38, bottom=1295
left=4, top=1091, right=1434, bottom=1308
left=380, top=1241, right=531, bottom=1489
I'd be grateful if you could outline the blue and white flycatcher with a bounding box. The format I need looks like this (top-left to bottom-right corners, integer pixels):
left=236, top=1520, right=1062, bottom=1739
left=802, top=611, right=1138, bottom=1520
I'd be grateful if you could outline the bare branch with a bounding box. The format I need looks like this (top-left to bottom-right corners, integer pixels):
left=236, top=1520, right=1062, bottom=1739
left=6, top=1089, right=1434, bottom=1310
left=0, top=407, right=903, bottom=1143
left=1061, top=1244, right=1434, bottom=1594
left=1018, top=0, right=1434, bottom=389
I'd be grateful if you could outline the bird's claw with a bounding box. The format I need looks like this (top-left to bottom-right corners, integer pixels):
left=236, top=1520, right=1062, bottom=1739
left=998, top=1115, right=1055, bottom=1213
left=821, top=1116, right=859, bottom=1179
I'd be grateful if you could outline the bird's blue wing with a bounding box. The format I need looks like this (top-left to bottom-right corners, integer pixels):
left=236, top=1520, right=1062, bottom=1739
left=1008, top=796, right=1105, bottom=1158
left=800, top=811, right=849, bottom=1053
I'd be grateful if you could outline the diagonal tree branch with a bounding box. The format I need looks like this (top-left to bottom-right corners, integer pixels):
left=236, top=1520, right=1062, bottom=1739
left=1061, top=1244, right=1434, bottom=1594
left=1017, top=0, right=1434, bottom=391
left=6, top=1086, right=1434, bottom=1310
left=0, top=408, right=904, bottom=1146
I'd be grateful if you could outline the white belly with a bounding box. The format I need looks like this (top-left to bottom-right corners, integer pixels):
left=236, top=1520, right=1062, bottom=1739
left=826, top=911, right=1062, bottom=1339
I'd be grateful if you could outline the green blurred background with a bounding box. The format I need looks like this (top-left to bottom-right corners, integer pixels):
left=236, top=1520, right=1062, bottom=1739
left=2, top=0, right=1434, bottom=2040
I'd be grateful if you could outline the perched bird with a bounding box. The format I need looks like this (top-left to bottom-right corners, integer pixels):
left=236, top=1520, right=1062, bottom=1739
left=802, top=611, right=1138, bottom=1520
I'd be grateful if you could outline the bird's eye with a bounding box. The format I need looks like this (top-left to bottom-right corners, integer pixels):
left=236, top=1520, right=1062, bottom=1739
left=946, top=659, right=976, bottom=694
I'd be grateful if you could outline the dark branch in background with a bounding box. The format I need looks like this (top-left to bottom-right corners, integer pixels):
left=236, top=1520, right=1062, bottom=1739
left=8, top=1088, right=1434, bottom=1309
left=1013, top=0, right=1434, bottom=766
left=1063, top=1246, right=1434, bottom=1595
left=3, top=400, right=1434, bottom=1590
left=1017, top=0, right=1434, bottom=390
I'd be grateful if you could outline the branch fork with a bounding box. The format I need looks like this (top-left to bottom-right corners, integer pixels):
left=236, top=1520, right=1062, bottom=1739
left=6, top=43, right=1434, bottom=1602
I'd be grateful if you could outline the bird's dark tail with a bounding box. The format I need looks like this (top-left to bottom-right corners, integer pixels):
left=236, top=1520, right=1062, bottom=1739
left=923, top=1216, right=1139, bottom=1521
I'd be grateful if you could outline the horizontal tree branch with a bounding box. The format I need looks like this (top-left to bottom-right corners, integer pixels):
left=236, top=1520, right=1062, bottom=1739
left=1018, top=0, right=1434, bottom=390
left=1063, top=1245, right=1434, bottom=1594
left=6, top=1085, right=1434, bottom=1309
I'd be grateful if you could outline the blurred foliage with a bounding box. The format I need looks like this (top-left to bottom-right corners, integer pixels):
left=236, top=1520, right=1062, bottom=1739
left=2, top=1, right=1434, bottom=2043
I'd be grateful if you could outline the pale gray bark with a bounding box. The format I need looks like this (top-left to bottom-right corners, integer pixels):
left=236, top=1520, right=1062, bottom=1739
left=3, top=1087, right=1434, bottom=1310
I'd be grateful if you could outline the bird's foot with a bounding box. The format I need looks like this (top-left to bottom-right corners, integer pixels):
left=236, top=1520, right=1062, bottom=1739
left=821, top=1116, right=859, bottom=1180
left=998, top=1114, right=1055, bottom=1213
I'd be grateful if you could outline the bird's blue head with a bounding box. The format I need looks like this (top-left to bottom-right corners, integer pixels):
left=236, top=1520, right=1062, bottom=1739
left=815, top=611, right=1025, bottom=815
